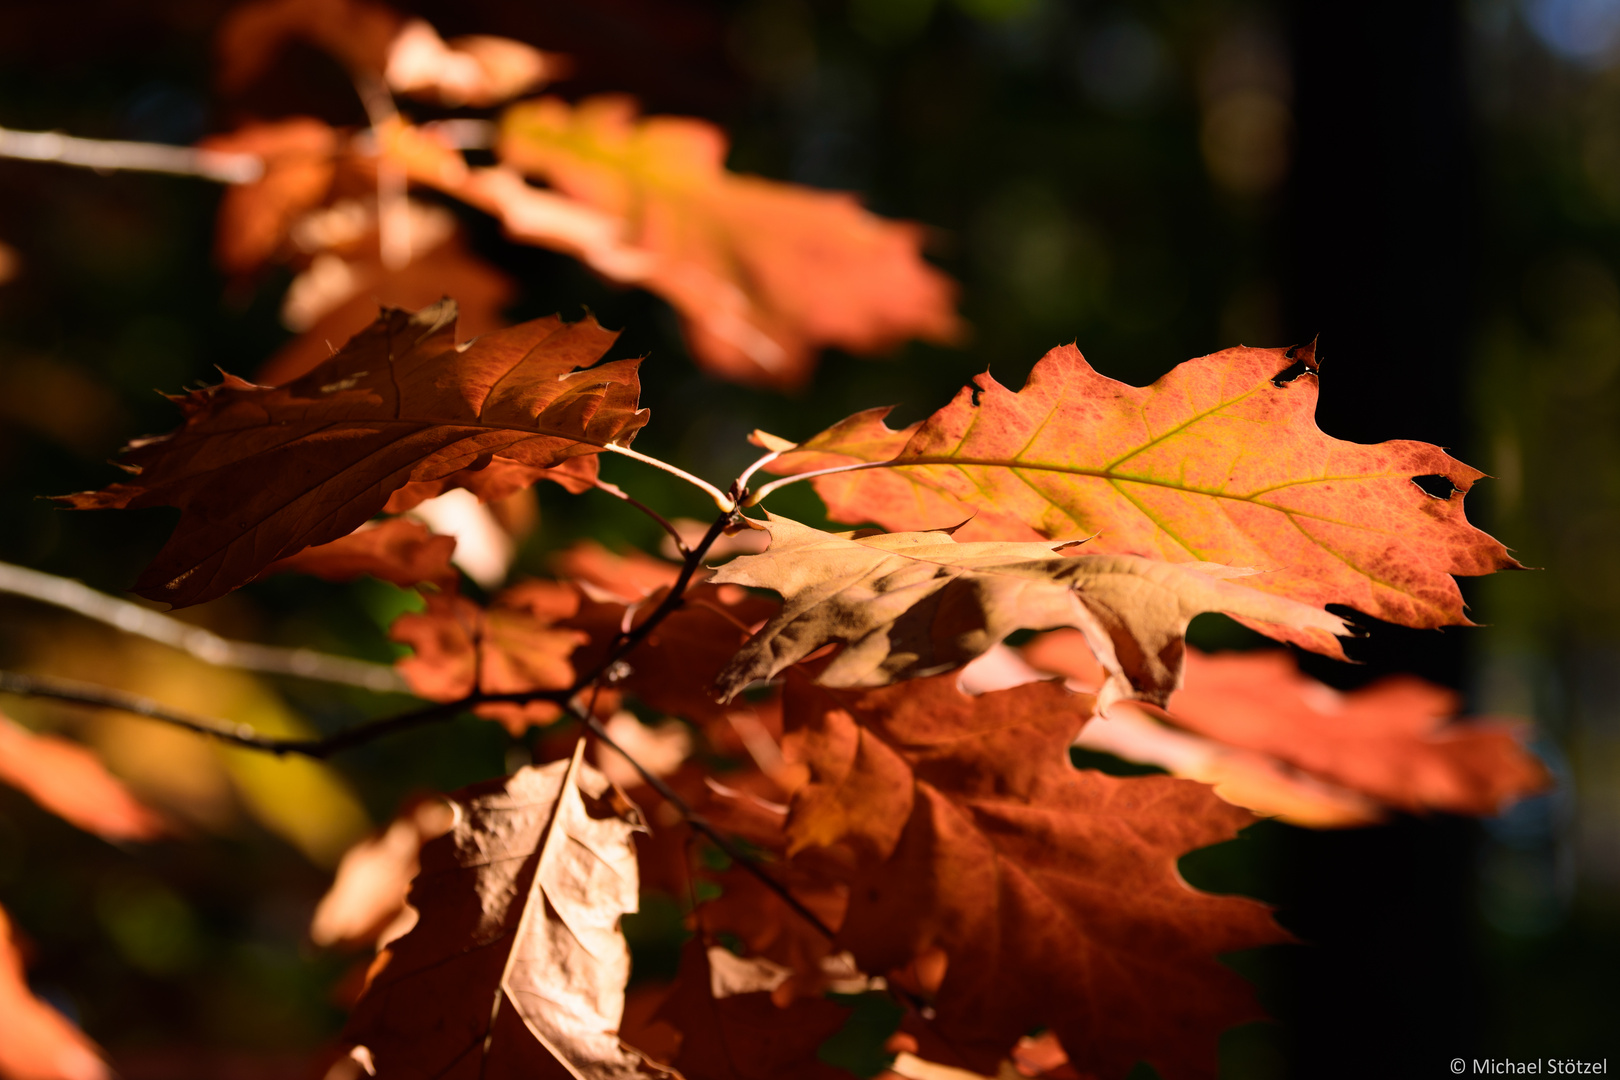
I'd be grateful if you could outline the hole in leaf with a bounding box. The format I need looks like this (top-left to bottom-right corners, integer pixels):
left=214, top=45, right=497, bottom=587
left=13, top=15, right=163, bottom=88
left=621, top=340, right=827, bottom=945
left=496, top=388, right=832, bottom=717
left=1269, top=358, right=1312, bottom=387
left=1411, top=474, right=1456, bottom=499
left=969, top=384, right=984, bottom=406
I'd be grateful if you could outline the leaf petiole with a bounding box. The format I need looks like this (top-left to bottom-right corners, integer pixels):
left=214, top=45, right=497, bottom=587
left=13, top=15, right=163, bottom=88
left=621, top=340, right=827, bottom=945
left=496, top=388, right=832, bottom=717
left=604, top=444, right=735, bottom=512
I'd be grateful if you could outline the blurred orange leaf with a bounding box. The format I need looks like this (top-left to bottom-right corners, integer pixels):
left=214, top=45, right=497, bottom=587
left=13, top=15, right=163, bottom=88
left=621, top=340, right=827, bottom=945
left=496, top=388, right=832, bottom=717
left=492, top=96, right=962, bottom=388
left=0, top=904, right=110, bottom=1080
left=0, top=712, right=165, bottom=842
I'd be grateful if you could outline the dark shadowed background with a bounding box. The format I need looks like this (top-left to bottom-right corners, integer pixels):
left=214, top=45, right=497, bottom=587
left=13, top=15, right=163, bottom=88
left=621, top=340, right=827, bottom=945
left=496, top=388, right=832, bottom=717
left=0, top=0, right=1616, bottom=1076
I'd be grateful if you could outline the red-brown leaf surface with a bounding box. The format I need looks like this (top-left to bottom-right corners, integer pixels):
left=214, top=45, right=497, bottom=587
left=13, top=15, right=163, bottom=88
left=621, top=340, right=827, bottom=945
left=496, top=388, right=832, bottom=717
left=781, top=672, right=1282, bottom=1080
left=497, top=96, right=962, bottom=389
left=0, top=713, right=165, bottom=842
left=0, top=904, right=110, bottom=1080
left=649, top=940, right=855, bottom=1080
left=391, top=581, right=586, bottom=735
left=763, top=342, right=1519, bottom=653
left=63, top=302, right=645, bottom=607
left=344, top=747, right=650, bottom=1079
left=264, top=517, right=458, bottom=591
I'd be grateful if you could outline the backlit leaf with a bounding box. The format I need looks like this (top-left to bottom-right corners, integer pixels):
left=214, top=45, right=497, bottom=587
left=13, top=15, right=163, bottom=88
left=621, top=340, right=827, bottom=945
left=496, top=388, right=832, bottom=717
left=497, top=96, right=962, bottom=389
left=0, top=712, right=165, bottom=842
left=762, top=341, right=1519, bottom=653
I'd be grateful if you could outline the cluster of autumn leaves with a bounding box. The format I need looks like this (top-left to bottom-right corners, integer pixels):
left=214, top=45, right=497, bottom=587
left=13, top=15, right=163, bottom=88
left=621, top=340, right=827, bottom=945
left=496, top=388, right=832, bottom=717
left=198, top=0, right=960, bottom=392
left=0, top=293, right=1544, bottom=1080
left=0, top=1, right=1552, bottom=1076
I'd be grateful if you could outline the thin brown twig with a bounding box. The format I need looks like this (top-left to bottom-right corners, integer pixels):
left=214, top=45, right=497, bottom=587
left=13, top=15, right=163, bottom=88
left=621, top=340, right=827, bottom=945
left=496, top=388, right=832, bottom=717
left=0, top=670, right=462, bottom=757
left=590, top=479, right=689, bottom=556
left=574, top=700, right=835, bottom=941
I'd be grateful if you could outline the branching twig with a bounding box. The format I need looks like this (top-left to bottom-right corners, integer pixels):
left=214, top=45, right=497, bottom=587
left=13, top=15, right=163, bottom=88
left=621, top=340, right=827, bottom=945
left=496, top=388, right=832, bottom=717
left=577, top=700, right=835, bottom=940
left=745, top=458, right=897, bottom=507
left=0, top=561, right=407, bottom=692
left=0, top=124, right=262, bottom=182
left=590, top=479, right=689, bottom=556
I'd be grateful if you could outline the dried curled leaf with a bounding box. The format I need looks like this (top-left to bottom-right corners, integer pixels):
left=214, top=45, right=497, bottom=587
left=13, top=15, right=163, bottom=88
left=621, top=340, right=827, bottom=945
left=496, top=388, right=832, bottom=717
left=63, top=302, right=645, bottom=607
left=0, top=712, right=165, bottom=842
left=782, top=672, right=1282, bottom=1079
left=711, top=515, right=1345, bottom=709
left=345, top=745, right=652, bottom=1079
left=763, top=341, right=1519, bottom=653
left=497, top=96, right=962, bottom=389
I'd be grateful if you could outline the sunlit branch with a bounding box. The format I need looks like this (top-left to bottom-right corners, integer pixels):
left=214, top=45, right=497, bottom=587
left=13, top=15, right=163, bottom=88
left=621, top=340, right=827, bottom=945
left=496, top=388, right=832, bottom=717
left=743, top=459, right=894, bottom=507
left=0, top=561, right=407, bottom=693
left=732, top=447, right=783, bottom=502
left=0, top=124, right=263, bottom=182
left=604, top=444, right=735, bottom=512
left=590, top=479, right=689, bottom=555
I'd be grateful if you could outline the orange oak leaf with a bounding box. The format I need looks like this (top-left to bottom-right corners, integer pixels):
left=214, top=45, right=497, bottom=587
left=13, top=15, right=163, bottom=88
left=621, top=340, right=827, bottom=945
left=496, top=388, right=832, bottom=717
left=198, top=118, right=339, bottom=276
left=62, top=302, right=645, bottom=607
left=344, top=745, right=653, bottom=1079
left=496, top=96, right=962, bottom=389
left=264, top=517, right=458, bottom=591
left=649, top=939, right=855, bottom=1080
left=390, top=580, right=586, bottom=735
left=0, top=712, right=165, bottom=842
left=781, top=672, right=1283, bottom=1080
left=0, top=905, right=110, bottom=1080
left=1024, top=629, right=1549, bottom=821
left=761, top=342, right=1519, bottom=654
left=711, top=515, right=1345, bottom=709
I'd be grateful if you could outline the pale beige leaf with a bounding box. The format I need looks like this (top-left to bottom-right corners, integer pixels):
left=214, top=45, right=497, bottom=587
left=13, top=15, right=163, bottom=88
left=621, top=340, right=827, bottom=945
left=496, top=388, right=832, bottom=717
left=712, top=515, right=1345, bottom=710
left=344, top=743, right=650, bottom=1079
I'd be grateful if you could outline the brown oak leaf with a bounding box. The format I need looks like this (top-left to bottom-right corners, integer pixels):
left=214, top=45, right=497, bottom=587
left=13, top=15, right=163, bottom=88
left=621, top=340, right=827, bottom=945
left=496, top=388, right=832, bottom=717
left=649, top=939, right=856, bottom=1080
left=63, top=302, right=645, bottom=607
left=780, top=672, right=1283, bottom=1080
left=760, top=341, right=1519, bottom=654
left=391, top=580, right=586, bottom=735
left=710, top=515, right=1345, bottom=709
left=344, top=745, right=652, bottom=1079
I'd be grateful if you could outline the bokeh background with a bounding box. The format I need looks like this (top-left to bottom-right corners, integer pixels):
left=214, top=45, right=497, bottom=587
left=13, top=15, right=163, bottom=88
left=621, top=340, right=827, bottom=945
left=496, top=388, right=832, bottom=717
left=0, top=0, right=1616, bottom=1076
